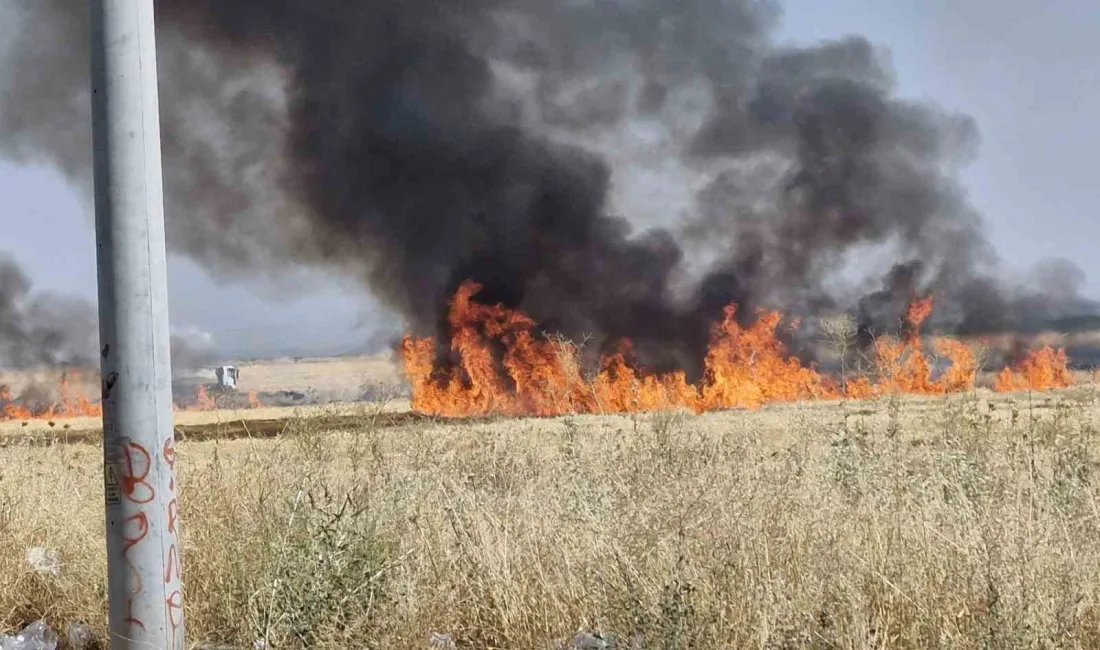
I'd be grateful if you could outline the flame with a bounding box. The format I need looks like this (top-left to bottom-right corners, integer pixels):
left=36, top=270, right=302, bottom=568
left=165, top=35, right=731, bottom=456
left=176, top=385, right=264, bottom=412
left=591, top=341, right=698, bottom=413
left=401, top=282, right=843, bottom=417
left=402, top=282, right=1083, bottom=417
left=0, top=372, right=103, bottom=422
left=861, top=296, right=976, bottom=396
left=401, top=282, right=595, bottom=417
left=905, top=296, right=934, bottom=335
left=932, top=338, right=980, bottom=393
left=0, top=283, right=1075, bottom=426
left=193, top=385, right=217, bottom=411
left=0, top=373, right=266, bottom=423
left=0, top=385, right=32, bottom=421
left=50, top=372, right=104, bottom=418
left=697, top=305, right=831, bottom=410
left=401, top=282, right=1002, bottom=418
left=992, top=346, right=1074, bottom=392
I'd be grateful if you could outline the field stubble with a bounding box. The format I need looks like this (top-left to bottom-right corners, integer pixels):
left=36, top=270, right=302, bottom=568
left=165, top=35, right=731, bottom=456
left=3, top=387, right=1100, bottom=648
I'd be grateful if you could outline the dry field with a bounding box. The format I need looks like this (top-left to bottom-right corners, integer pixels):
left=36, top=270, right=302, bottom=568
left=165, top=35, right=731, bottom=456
left=224, top=354, right=403, bottom=398
left=1, top=352, right=403, bottom=409
left=4, top=386, right=1100, bottom=648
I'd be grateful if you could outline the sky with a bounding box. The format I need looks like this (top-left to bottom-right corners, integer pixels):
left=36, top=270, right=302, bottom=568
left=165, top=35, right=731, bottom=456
left=1, top=0, right=1097, bottom=359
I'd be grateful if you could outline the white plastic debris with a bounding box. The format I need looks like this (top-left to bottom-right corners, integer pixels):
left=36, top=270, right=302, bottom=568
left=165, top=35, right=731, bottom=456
left=63, top=622, right=91, bottom=650
left=25, top=548, right=62, bottom=577
left=558, top=632, right=616, bottom=650
left=0, top=621, right=59, bottom=650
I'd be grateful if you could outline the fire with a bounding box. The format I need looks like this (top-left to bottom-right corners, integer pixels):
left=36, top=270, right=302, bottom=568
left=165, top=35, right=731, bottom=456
left=51, top=372, right=104, bottom=418
left=992, top=346, right=1074, bottom=393
left=401, top=282, right=840, bottom=417
left=697, top=306, right=831, bottom=410
left=0, top=373, right=266, bottom=423
left=192, top=384, right=217, bottom=411
left=905, top=296, right=935, bottom=335
left=0, top=372, right=102, bottom=422
left=177, top=385, right=265, bottom=411
left=402, top=282, right=1082, bottom=417
left=592, top=342, right=698, bottom=413
left=860, top=298, right=978, bottom=396
left=933, top=339, right=980, bottom=392
left=401, top=282, right=1003, bottom=418
left=401, top=282, right=595, bottom=417
left=0, top=385, right=31, bottom=420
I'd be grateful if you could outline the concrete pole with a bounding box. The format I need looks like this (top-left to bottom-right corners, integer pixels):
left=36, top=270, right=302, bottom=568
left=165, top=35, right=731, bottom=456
left=89, top=1, right=184, bottom=648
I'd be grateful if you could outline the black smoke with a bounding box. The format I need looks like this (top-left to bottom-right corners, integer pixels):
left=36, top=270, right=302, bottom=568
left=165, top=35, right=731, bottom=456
left=0, top=0, right=1095, bottom=376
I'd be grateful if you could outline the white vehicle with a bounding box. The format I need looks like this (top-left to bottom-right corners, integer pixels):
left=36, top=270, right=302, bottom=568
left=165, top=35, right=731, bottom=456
left=214, top=366, right=240, bottom=390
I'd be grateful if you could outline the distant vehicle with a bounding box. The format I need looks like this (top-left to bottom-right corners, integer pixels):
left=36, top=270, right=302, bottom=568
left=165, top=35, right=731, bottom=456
left=214, top=366, right=240, bottom=390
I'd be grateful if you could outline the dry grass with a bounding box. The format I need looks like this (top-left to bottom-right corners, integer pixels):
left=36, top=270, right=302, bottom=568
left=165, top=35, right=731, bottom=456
left=0, top=400, right=412, bottom=439
left=226, top=354, right=401, bottom=398
left=4, top=386, right=1100, bottom=648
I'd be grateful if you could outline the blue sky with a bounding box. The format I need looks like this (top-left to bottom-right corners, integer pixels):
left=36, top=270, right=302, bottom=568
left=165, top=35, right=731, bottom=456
left=2, top=0, right=1097, bottom=357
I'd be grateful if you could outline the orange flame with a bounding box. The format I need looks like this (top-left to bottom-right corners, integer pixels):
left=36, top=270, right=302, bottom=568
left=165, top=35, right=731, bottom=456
left=1, top=374, right=266, bottom=423
left=0, top=385, right=32, bottom=421
left=196, top=385, right=216, bottom=410
left=401, top=282, right=595, bottom=417
left=51, top=372, right=104, bottom=418
left=819, top=293, right=976, bottom=397
left=697, top=305, right=831, bottom=410
left=591, top=341, right=698, bottom=413
left=905, top=295, right=934, bottom=335
left=175, top=384, right=265, bottom=412
left=400, top=282, right=1000, bottom=418
left=992, top=346, right=1074, bottom=393
left=0, top=372, right=103, bottom=422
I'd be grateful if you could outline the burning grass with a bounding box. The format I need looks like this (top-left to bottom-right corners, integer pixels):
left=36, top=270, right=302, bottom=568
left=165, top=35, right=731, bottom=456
left=0, top=355, right=402, bottom=425
left=4, top=389, right=1100, bottom=648
left=402, top=281, right=1075, bottom=417
left=0, top=377, right=267, bottom=424
left=0, top=285, right=1079, bottom=426
left=0, top=373, right=102, bottom=421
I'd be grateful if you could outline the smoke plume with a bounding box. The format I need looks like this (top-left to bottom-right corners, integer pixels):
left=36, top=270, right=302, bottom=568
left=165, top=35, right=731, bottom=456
left=0, top=255, right=97, bottom=369
left=0, top=0, right=1094, bottom=374
left=169, top=325, right=216, bottom=371
left=0, top=254, right=215, bottom=373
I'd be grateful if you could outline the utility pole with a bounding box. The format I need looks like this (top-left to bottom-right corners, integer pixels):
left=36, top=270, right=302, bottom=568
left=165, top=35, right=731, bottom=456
left=89, top=1, right=184, bottom=648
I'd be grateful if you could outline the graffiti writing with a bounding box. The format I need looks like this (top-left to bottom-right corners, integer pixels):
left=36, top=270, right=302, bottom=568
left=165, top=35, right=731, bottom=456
left=120, top=440, right=154, bottom=504
left=163, top=437, right=184, bottom=649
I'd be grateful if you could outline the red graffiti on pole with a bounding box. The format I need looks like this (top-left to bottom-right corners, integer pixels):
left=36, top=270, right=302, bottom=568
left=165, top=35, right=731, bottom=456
left=121, top=511, right=149, bottom=633
left=163, top=437, right=184, bottom=649
left=117, top=440, right=155, bottom=634
left=121, top=440, right=155, bottom=504
left=163, top=438, right=181, bottom=584
left=166, top=589, right=184, bottom=649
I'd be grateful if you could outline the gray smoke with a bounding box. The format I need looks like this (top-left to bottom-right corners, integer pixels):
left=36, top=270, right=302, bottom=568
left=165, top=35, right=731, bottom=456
left=0, top=0, right=1094, bottom=376
left=0, top=255, right=97, bottom=369
left=169, top=326, right=216, bottom=372
left=0, top=254, right=215, bottom=372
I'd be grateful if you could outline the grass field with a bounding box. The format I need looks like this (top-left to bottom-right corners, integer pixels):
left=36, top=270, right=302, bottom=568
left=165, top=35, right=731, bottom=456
left=221, top=354, right=403, bottom=398
left=3, top=384, right=1100, bottom=648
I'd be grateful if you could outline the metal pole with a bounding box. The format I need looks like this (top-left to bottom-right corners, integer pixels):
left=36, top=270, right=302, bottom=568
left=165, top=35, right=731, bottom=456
left=89, top=1, right=184, bottom=648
